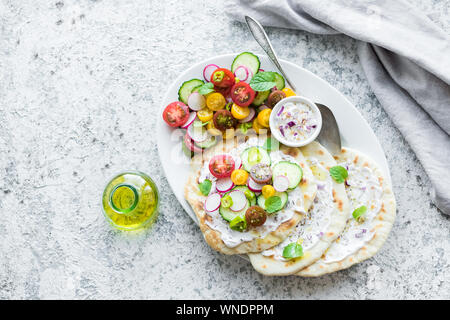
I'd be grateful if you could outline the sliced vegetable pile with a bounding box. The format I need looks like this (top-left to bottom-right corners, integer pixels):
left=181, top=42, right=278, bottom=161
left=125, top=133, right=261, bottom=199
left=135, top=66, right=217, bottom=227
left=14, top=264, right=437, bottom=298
left=161, top=52, right=297, bottom=156
left=201, top=139, right=303, bottom=233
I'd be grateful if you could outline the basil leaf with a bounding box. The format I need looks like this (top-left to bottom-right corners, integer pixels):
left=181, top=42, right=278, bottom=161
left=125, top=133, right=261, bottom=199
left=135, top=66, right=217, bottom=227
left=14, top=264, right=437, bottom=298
left=352, top=205, right=367, bottom=222
left=282, top=243, right=304, bottom=259
left=329, top=165, right=348, bottom=183
left=265, top=196, right=281, bottom=214
left=198, top=82, right=214, bottom=95
left=198, top=179, right=212, bottom=195
left=263, top=137, right=279, bottom=151
left=229, top=215, right=247, bottom=232
left=249, top=71, right=277, bottom=92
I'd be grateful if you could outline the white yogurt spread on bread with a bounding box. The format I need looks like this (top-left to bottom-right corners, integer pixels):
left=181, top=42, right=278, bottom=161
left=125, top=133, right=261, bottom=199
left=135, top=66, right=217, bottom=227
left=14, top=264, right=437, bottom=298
left=323, top=162, right=382, bottom=263
left=261, top=159, right=333, bottom=260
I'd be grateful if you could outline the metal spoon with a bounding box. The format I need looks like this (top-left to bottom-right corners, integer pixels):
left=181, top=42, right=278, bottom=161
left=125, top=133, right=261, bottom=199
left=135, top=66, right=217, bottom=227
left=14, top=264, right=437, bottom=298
left=244, top=15, right=342, bottom=155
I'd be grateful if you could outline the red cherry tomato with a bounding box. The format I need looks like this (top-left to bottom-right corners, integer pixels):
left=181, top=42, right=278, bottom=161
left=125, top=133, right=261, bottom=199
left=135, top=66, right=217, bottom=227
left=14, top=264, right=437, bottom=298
left=214, top=85, right=232, bottom=98
left=163, top=101, right=189, bottom=127
left=209, top=154, right=235, bottom=178
left=211, top=68, right=235, bottom=88
left=230, top=82, right=256, bottom=107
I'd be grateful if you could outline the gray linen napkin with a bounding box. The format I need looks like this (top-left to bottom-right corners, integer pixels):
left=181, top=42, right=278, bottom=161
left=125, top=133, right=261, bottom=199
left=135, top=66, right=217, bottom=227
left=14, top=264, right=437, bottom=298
left=227, top=0, right=450, bottom=214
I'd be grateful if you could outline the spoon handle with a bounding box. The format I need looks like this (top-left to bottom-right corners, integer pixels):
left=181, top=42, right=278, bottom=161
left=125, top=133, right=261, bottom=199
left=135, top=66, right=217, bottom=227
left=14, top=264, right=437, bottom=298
left=244, top=15, right=297, bottom=92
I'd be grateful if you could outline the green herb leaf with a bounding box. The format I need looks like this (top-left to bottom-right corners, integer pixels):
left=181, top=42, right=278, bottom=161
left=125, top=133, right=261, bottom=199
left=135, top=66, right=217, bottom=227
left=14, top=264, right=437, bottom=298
left=198, top=82, right=214, bottom=95
left=193, top=120, right=209, bottom=128
left=282, top=243, right=304, bottom=259
left=329, top=166, right=348, bottom=183
left=352, top=205, right=367, bottom=222
left=229, top=215, right=247, bottom=232
left=249, top=71, right=277, bottom=92
left=198, top=179, right=212, bottom=196
left=265, top=196, right=282, bottom=214
left=263, top=137, right=280, bottom=151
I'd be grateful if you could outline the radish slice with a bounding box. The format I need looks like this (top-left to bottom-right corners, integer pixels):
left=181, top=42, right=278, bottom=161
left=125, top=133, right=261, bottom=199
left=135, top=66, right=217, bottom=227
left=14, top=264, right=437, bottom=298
left=181, top=112, right=197, bottom=129
left=247, top=178, right=264, bottom=192
left=216, top=177, right=234, bottom=193
left=273, top=175, right=289, bottom=192
left=187, top=122, right=209, bottom=143
left=238, top=108, right=256, bottom=123
left=187, top=92, right=206, bottom=111
left=234, top=65, right=249, bottom=81
left=259, top=68, right=265, bottom=72
left=229, top=190, right=247, bottom=212
left=244, top=70, right=254, bottom=84
left=204, top=193, right=221, bottom=212
left=203, top=64, right=219, bottom=82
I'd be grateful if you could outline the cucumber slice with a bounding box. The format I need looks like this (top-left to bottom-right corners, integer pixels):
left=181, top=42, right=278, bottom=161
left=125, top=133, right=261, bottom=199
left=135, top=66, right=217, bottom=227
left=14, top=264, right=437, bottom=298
left=178, top=79, right=204, bottom=104
left=273, top=72, right=285, bottom=90
left=257, top=191, right=288, bottom=212
left=231, top=52, right=261, bottom=77
left=195, top=135, right=217, bottom=149
left=232, top=186, right=257, bottom=206
left=240, top=147, right=271, bottom=172
left=272, top=161, right=303, bottom=189
left=252, top=90, right=270, bottom=106
left=219, top=198, right=250, bottom=222
left=192, top=85, right=202, bottom=93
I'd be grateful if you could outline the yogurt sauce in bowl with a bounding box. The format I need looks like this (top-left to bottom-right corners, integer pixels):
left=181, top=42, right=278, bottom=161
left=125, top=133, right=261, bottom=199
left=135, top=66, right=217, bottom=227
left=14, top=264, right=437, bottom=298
left=269, top=96, right=322, bottom=147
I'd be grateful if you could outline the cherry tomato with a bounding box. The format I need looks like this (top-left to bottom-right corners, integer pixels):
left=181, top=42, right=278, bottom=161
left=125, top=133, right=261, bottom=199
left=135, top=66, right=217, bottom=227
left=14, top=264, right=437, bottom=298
left=231, top=169, right=249, bottom=185
left=213, top=110, right=236, bottom=131
left=245, top=206, right=267, bottom=227
left=197, top=107, right=213, bottom=122
left=282, top=87, right=296, bottom=97
left=257, top=108, right=272, bottom=128
left=262, top=185, right=276, bottom=198
left=210, top=68, right=235, bottom=88
left=162, top=101, right=189, bottom=127
left=268, top=90, right=286, bottom=107
left=231, top=103, right=251, bottom=120
left=252, top=119, right=267, bottom=134
left=206, top=92, right=226, bottom=111
left=209, top=154, right=235, bottom=178
left=230, top=82, right=256, bottom=107
left=214, top=85, right=232, bottom=98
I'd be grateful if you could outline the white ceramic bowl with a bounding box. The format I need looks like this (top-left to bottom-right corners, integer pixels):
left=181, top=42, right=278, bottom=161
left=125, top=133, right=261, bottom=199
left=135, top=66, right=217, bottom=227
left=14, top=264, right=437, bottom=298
left=269, top=96, right=322, bottom=147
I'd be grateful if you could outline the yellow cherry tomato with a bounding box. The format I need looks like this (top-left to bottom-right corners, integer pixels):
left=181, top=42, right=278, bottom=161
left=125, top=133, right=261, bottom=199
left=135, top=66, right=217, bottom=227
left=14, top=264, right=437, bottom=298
left=252, top=119, right=267, bottom=134
left=231, top=103, right=251, bottom=120
left=262, top=185, right=276, bottom=198
left=257, top=108, right=272, bottom=128
left=231, top=169, right=249, bottom=185
left=223, top=127, right=235, bottom=140
left=206, top=92, right=226, bottom=111
left=282, top=87, right=296, bottom=97
left=197, top=108, right=213, bottom=122
left=206, top=121, right=222, bottom=136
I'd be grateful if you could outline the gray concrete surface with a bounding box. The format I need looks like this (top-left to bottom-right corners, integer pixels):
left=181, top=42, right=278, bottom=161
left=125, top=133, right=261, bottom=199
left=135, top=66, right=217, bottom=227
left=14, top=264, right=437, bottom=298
left=0, top=0, right=449, bottom=299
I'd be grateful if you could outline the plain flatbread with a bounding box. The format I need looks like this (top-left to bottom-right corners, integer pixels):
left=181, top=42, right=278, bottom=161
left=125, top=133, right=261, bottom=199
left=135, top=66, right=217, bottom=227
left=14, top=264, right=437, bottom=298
left=248, top=141, right=349, bottom=275
left=184, top=135, right=317, bottom=255
left=298, top=147, right=396, bottom=277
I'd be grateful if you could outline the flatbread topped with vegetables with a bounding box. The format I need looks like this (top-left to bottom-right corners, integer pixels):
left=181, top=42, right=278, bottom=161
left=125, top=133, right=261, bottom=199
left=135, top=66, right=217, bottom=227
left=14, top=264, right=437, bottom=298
left=298, top=148, right=396, bottom=277
left=184, top=135, right=317, bottom=255
left=248, top=142, right=349, bottom=275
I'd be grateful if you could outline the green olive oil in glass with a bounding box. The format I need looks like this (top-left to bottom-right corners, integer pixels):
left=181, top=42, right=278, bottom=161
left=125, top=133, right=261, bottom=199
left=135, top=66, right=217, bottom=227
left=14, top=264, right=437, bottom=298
left=102, top=171, right=159, bottom=230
